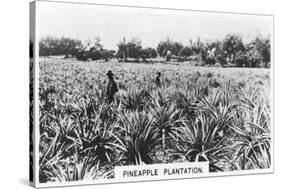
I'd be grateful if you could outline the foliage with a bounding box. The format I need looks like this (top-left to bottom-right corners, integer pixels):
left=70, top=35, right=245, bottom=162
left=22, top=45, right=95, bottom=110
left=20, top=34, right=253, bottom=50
left=140, top=47, right=157, bottom=60
left=230, top=88, right=271, bottom=170
left=179, top=46, right=192, bottom=58
left=116, top=38, right=143, bottom=60
left=89, top=49, right=102, bottom=61
left=157, top=39, right=183, bottom=57
left=116, top=111, right=160, bottom=165
left=222, top=34, right=245, bottom=63
left=100, top=49, right=116, bottom=61
left=247, top=35, right=271, bottom=68
left=39, top=34, right=271, bottom=67
left=39, top=57, right=271, bottom=182
left=39, top=36, right=82, bottom=57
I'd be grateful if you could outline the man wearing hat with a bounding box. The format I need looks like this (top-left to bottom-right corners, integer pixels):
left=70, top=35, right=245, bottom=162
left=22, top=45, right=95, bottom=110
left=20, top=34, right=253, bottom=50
left=106, top=70, right=118, bottom=103
left=155, top=72, right=161, bottom=87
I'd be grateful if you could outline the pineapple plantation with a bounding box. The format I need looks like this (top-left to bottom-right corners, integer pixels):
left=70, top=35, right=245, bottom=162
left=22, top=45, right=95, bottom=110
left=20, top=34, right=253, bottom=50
left=39, top=57, right=271, bottom=183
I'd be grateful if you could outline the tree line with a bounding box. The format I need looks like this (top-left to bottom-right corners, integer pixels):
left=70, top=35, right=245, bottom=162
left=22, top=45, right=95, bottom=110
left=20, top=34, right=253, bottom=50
left=38, top=34, right=271, bottom=68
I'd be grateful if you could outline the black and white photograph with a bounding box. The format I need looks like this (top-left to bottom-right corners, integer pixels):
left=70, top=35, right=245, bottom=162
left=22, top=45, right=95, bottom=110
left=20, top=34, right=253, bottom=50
left=30, top=0, right=273, bottom=187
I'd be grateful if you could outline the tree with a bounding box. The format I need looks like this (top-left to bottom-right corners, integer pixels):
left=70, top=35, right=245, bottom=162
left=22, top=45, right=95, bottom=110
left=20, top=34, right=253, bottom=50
left=127, top=38, right=142, bottom=59
left=39, top=36, right=82, bottom=57
left=39, top=36, right=57, bottom=56
left=140, top=47, right=157, bottom=61
left=206, top=40, right=223, bottom=57
left=100, top=49, right=116, bottom=61
left=90, top=49, right=102, bottom=61
left=189, top=37, right=204, bottom=55
left=249, top=35, right=271, bottom=67
left=116, top=37, right=127, bottom=61
left=157, top=39, right=183, bottom=57
left=179, top=46, right=192, bottom=57
left=59, top=37, right=82, bottom=58
left=203, top=41, right=224, bottom=65
left=117, top=38, right=142, bottom=60
left=174, top=42, right=184, bottom=56
left=75, top=49, right=89, bottom=61
left=222, top=34, right=245, bottom=63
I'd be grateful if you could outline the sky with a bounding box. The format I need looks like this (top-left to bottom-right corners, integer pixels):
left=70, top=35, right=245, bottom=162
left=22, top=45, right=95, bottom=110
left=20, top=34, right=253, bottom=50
left=37, top=1, right=273, bottom=50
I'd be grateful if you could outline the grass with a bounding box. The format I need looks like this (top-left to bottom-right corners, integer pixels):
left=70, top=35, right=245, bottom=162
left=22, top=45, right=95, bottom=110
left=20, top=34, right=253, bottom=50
left=38, top=57, right=271, bottom=182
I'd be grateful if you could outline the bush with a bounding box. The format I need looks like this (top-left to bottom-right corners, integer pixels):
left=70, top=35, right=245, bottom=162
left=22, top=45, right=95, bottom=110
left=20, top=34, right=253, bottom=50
left=234, top=55, right=249, bottom=67
left=90, top=50, right=102, bottom=61
left=100, top=49, right=115, bottom=61
left=75, top=50, right=89, bottom=61
left=179, top=46, right=192, bottom=57
left=216, top=55, right=227, bottom=66
left=140, top=47, right=157, bottom=61
left=205, top=56, right=216, bottom=65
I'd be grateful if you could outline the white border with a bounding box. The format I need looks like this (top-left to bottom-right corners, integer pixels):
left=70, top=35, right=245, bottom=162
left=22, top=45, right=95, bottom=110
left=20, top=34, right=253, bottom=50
left=32, top=1, right=274, bottom=188
left=34, top=1, right=40, bottom=187
left=37, top=168, right=273, bottom=188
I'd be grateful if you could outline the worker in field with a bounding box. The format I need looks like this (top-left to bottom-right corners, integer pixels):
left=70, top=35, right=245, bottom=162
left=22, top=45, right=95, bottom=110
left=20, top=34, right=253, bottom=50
left=106, top=70, right=118, bottom=103
left=155, top=72, right=161, bottom=87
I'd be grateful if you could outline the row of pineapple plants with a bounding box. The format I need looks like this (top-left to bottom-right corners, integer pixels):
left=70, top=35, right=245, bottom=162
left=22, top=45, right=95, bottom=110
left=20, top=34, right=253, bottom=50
left=38, top=60, right=271, bottom=183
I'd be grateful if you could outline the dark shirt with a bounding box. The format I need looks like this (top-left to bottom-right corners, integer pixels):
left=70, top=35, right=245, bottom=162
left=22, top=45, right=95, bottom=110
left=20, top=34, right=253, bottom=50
left=156, top=76, right=161, bottom=87
left=106, top=79, right=118, bottom=102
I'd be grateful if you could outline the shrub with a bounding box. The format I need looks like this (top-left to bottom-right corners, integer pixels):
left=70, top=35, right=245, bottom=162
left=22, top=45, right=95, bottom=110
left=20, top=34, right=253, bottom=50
left=75, top=49, right=89, bottom=61
left=90, top=50, right=102, bottom=61
left=205, top=56, right=216, bottom=65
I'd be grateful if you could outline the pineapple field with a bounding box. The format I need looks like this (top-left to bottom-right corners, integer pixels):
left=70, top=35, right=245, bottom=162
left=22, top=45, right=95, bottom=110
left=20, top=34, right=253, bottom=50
left=39, top=57, right=271, bottom=183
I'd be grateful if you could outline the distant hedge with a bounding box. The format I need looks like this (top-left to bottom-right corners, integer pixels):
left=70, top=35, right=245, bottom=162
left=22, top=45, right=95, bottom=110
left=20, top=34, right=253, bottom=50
left=39, top=34, right=270, bottom=68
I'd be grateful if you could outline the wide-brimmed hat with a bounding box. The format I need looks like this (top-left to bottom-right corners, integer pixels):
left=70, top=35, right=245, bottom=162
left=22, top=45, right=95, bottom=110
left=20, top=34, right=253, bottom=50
left=106, top=70, right=114, bottom=76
